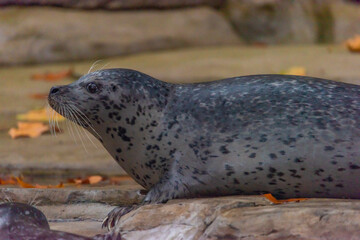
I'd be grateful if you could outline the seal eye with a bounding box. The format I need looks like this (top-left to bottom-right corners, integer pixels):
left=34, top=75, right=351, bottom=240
left=86, top=82, right=99, bottom=93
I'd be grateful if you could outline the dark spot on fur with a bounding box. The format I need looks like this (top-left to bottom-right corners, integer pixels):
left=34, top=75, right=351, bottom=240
left=269, top=153, right=277, bottom=159
left=324, top=146, right=334, bottom=151
left=220, top=146, right=230, bottom=154
left=349, top=164, right=360, bottom=170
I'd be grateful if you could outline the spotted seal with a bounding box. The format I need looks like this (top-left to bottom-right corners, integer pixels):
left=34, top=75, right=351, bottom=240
left=48, top=69, right=360, bottom=224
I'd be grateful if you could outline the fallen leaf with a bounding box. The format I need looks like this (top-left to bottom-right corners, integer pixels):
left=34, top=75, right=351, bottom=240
left=346, top=35, right=360, bottom=52
left=16, top=177, right=64, bottom=188
left=16, top=177, right=36, bottom=188
left=263, top=193, right=308, bottom=204
left=34, top=182, right=64, bottom=189
left=279, top=66, right=306, bottom=76
left=29, top=93, right=48, bottom=100
left=88, top=175, right=103, bottom=184
left=17, top=108, right=64, bottom=122
left=67, top=177, right=83, bottom=184
left=67, top=175, right=104, bottom=185
left=8, top=122, right=50, bottom=139
left=31, top=69, right=74, bottom=82
left=109, top=175, right=133, bottom=184
left=0, top=176, right=17, bottom=185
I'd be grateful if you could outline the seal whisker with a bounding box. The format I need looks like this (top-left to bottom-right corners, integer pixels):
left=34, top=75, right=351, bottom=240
left=55, top=106, right=62, bottom=134
left=66, top=114, right=78, bottom=145
left=70, top=104, right=102, bottom=140
left=60, top=104, right=79, bottom=145
left=28, top=191, right=41, bottom=206
left=48, top=103, right=55, bottom=136
left=66, top=107, right=88, bottom=152
left=88, top=59, right=103, bottom=74
left=51, top=106, right=57, bottom=137
left=2, top=193, right=13, bottom=203
left=99, top=62, right=111, bottom=71
left=46, top=104, right=53, bottom=136
left=68, top=105, right=98, bottom=149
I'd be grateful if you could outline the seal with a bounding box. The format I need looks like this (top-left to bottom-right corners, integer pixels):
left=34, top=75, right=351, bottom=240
left=0, top=202, right=99, bottom=240
left=48, top=69, right=360, bottom=224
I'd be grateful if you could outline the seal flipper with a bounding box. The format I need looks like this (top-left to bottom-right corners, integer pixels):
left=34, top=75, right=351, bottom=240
left=103, top=174, right=190, bottom=230
left=102, top=205, right=136, bottom=230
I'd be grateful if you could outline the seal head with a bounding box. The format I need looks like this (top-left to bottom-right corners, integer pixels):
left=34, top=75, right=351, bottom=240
left=49, top=69, right=173, bottom=189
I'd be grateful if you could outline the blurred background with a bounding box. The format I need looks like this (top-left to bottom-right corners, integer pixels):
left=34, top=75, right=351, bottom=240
left=1, top=0, right=360, bottom=185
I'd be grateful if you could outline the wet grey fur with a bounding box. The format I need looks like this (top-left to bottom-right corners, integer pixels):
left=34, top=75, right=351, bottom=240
left=0, top=202, right=96, bottom=240
left=49, top=69, right=360, bottom=203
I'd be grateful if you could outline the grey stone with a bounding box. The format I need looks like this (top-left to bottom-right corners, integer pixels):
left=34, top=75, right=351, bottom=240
left=0, top=7, right=241, bottom=65
left=111, top=196, right=360, bottom=240
left=0, top=0, right=225, bottom=9
left=0, top=186, right=142, bottom=205
left=331, top=0, right=360, bottom=43
left=224, top=0, right=318, bottom=44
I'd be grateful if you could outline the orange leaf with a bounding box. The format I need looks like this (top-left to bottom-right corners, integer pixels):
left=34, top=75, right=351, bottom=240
left=67, top=177, right=83, bottom=184
left=34, top=182, right=64, bottom=189
left=0, top=176, right=17, bottom=185
left=67, top=175, right=104, bottom=185
left=263, top=193, right=308, bottom=204
left=16, top=177, right=36, bottom=188
left=8, top=122, right=50, bottom=139
left=109, top=175, right=133, bottom=184
left=346, top=35, right=360, bottom=53
left=16, top=177, right=64, bottom=188
left=31, top=69, right=74, bottom=82
left=88, top=175, right=103, bottom=184
left=29, top=93, right=48, bottom=100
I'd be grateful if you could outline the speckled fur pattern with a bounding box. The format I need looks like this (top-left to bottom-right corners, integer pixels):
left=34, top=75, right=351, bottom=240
left=49, top=69, right=360, bottom=204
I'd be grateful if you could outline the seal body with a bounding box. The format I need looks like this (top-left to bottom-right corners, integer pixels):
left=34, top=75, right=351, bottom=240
left=49, top=69, right=360, bottom=202
left=0, top=202, right=95, bottom=240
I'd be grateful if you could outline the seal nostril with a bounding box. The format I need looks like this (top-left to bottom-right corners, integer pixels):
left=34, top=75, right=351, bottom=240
left=50, top=87, right=59, bottom=95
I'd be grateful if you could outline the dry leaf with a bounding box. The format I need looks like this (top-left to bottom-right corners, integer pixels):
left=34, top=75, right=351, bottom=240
left=280, top=66, right=306, bottom=76
left=34, top=182, right=64, bottom=189
left=263, top=193, right=308, bottom=204
left=8, top=122, right=50, bottom=139
left=16, top=177, right=63, bottom=188
left=16, top=177, right=36, bottom=188
left=0, top=176, right=17, bottom=185
left=67, top=177, right=83, bottom=184
left=109, top=176, right=133, bottom=184
left=31, top=69, right=74, bottom=82
left=17, top=108, right=64, bottom=122
left=346, top=35, right=360, bottom=52
left=67, top=175, right=104, bottom=185
left=88, top=175, right=103, bottom=184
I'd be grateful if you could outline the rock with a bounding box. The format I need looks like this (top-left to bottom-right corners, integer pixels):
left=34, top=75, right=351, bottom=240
left=111, top=196, right=360, bottom=240
left=0, top=0, right=225, bottom=9
left=223, top=0, right=318, bottom=44
left=0, top=186, right=142, bottom=205
left=330, top=0, right=360, bottom=43
left=0, top=7, right=241, bottom=65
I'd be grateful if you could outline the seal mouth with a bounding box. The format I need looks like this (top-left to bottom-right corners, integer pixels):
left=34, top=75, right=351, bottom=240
left=48, top=94, right=90, bottom=128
